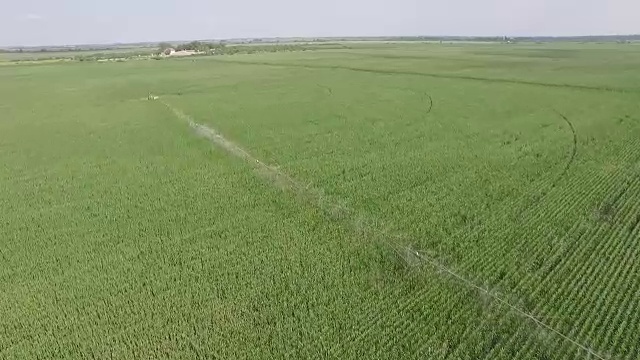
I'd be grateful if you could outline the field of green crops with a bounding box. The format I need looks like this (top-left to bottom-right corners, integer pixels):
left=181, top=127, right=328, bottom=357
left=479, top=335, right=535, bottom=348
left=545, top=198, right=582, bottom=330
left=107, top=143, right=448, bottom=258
left=1, top=42, right=639, bottom=359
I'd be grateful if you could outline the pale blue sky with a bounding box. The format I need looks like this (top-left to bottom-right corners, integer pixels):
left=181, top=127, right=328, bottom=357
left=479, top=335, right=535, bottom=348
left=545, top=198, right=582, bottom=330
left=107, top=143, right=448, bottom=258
left=2, top=0, right=638, bottom=46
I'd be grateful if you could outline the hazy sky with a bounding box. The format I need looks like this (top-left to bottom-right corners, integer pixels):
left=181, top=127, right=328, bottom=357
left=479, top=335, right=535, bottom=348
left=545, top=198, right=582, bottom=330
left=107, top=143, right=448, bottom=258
left=2, top=0, right=638, bottom=46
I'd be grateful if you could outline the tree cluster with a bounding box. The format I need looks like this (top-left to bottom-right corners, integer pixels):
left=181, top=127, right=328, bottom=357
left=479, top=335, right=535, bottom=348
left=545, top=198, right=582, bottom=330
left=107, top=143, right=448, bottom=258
left=158, top=41, right=226, bottom=53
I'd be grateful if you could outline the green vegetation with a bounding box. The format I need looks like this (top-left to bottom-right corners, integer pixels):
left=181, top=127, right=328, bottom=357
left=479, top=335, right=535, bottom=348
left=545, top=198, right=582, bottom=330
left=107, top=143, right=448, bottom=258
left=0, top=47, right=153, bottom=62
left=1, top=42, right=639, bottom=359
left=0, top=43, right=347, bottom=64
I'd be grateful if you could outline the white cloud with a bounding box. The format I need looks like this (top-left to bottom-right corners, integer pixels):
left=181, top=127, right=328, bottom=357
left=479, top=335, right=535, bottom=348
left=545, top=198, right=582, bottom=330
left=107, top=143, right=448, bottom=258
left=25, top=14, right=43, bottom=20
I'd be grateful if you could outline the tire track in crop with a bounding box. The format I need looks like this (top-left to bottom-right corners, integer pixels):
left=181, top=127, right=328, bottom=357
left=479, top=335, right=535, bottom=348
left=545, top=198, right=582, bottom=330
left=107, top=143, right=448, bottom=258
left=160, top=99, right=610, bottom=360
left=458, top=109, right=580, bottom=276
left=425, top=93, right=433, bottom=115
left=212, top=58, right=637, bottom=94
left=550, top=110, right=578, bottom=189
left=407, top=88, right=433, bottom=115
left=316, top=83, right=433, bottom=117
left=510, top=142, right=640, bottom=302
left=440, top=120, right=640, bottom=358
left=444, top=109, right=581, bottom=272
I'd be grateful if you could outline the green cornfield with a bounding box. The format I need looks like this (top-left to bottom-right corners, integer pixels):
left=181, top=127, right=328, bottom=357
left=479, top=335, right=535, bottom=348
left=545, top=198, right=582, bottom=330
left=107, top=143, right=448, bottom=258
left=1, top=42, right=639, bottom=359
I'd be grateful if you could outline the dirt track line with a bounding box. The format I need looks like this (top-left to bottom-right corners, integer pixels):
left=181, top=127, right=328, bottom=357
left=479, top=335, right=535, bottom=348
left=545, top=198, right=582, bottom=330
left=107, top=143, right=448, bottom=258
left=212, top=58, right=636, bottom=95
left=161, top=100, right=609, bottom=360
left=425, top=93, right=433, bottom=114
left=552, top=110, right=578, bottom=188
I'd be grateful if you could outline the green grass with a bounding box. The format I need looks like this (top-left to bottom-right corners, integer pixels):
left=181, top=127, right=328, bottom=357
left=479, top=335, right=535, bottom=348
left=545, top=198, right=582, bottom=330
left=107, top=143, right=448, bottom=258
left=1, top=42, right=639, bottom=359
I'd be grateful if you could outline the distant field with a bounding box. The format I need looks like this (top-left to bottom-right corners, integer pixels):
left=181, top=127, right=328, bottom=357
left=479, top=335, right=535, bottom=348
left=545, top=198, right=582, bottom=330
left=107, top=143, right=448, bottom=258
left=0, top=43, right=345, bottom=63
left=0, top=47, right=154, bottom=61
left=1, top=43, right=639, bottom=359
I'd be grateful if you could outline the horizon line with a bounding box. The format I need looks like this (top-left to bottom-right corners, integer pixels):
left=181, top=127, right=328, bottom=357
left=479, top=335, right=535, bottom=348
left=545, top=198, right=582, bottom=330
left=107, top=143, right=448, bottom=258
left=2, top=33, right=639, bottom=49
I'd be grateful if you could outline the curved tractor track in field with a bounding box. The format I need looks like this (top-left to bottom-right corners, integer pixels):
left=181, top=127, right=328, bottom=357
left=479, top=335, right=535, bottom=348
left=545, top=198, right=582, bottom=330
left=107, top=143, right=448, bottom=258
left=425, top=93, right=433, bottom=115
left=552, top=110, right=578, bottom=188
left=316, top=84, right=433, bottom=117
left=213, top=58, right=636, bottom=95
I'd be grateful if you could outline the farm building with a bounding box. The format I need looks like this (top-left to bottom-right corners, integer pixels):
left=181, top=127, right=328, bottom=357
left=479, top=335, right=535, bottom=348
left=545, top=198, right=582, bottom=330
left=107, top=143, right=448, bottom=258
left=170, top=50, right=201, bottom=57
left=161, top=48, right=202, bottom=57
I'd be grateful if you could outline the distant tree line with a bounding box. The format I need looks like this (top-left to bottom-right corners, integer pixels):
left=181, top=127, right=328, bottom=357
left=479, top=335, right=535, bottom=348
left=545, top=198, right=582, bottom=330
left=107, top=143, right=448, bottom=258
left=156, top=41, right=346, bottom=56
left=7, top=42, right=347, bottom=63
left=158, top=41, right=226, bottom=53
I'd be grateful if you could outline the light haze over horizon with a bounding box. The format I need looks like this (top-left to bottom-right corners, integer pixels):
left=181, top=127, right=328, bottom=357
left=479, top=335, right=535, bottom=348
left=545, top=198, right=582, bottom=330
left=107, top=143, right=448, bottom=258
left=2, top=0, right=638, bottom=47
